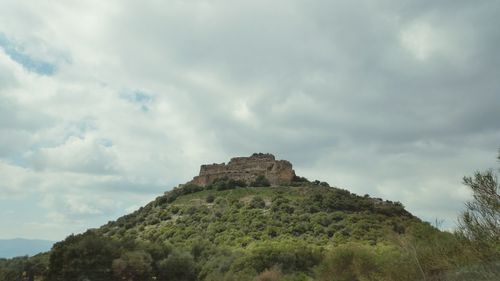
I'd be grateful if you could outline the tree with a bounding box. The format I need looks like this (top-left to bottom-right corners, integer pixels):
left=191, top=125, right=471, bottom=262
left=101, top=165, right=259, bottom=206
left=47, top=232, right=120, bottom=281
left=457, top=152, right=500, bottom=259
left=156, top=252, right=197, bottom=281
left=112, top=250, right=153, bottom=281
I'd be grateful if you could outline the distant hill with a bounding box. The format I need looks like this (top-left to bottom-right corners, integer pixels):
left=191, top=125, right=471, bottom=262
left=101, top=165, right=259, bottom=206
left=0, top=238, right=54, bottom=258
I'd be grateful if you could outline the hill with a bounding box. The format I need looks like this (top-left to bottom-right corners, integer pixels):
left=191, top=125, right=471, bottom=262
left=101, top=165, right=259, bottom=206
left=1, top=153, right=497, bottom=281
left=0, top=239, right=54, bottom=258
left=48, top=183, right=424, bottom=281
left=41, top=181, right=483, bottom=281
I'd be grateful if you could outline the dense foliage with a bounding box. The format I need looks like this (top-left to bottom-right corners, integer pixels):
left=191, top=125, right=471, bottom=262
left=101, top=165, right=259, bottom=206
left=1, top=159, right=499, bottom=281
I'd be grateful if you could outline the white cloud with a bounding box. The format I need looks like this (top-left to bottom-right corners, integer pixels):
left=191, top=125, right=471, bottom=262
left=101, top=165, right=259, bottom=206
left=0, top=0, right=499, bottom=239
left=28, top=135, right=118, bottom=174
left=0, top=161, right=38, bottom=197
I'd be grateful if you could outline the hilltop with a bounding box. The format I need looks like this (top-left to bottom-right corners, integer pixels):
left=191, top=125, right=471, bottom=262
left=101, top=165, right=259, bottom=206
left=187, top=153, right=296, bottom=186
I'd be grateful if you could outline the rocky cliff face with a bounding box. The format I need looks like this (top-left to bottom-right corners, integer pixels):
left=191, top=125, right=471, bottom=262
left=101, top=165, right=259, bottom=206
left=188, top=153, right=296, bottom=186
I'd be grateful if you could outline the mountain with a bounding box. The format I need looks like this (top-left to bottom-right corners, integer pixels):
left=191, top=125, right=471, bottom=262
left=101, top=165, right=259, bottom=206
left=0, top=238, right=54, bottom=258
left=1, top=154, right=495, bottom=281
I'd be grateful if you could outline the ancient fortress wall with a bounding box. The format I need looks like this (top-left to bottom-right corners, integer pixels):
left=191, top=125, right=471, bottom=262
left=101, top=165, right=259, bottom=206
left=188, top=153, right=295, bottom=186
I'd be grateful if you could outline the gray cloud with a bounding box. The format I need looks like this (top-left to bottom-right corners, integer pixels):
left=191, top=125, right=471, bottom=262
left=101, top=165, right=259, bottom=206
left=0, top=0, right=499, bottom=238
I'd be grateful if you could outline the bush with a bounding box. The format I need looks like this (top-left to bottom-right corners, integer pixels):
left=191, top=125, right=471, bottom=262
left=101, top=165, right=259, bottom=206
left=237, top=242, right=322, bottom=274
left=249, top=196, right=266, bottom=209
left=315, top=243, right=378, bottom=281
left=210, top=177, right=247, bottom=191
left=292, top=176, right=309, bottom=183
left=254, top=266, right=283, bottom=281
left=206, top=194, right=216, bottom=203
left=183, top=184, right=204, bottom=194
left=112, top=250, right=153, bottom=281
left=157, top=252, right=197, bottom=281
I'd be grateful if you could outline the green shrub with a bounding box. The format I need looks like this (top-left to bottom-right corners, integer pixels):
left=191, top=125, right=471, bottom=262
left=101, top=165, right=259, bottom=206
left=47, top=232, right=121, bottom=281
left=236, top=241, right=322, bottom=274
left=209, top=177, right=248, bottom=191
left=254, top=266, right=283, bottom=281
left=206, top=194, right=216, bottom=203
left=157, top=251, right=197, bottom=281
left=315, top=243, right=378, bottom=281
left=112, top=250, right=153, bottom=281
left=249, top=196, right=266, bottom=209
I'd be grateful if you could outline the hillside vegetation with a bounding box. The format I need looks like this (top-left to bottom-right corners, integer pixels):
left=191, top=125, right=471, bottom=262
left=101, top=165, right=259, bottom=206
left=100, top=184, right=414, bottom=247
left=1, top=162, right=498, bottom=281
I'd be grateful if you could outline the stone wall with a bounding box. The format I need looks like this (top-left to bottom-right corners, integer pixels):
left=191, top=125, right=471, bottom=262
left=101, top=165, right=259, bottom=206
left=188, top=153, right=296, bottom=186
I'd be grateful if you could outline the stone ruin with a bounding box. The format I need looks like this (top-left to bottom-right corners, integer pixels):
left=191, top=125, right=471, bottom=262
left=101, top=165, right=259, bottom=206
left=187, top=153, right=296, bottom=186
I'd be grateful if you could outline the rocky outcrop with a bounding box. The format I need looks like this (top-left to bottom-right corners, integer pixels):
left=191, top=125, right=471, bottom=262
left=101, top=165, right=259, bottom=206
left=188, top=153, right=296, bottom=186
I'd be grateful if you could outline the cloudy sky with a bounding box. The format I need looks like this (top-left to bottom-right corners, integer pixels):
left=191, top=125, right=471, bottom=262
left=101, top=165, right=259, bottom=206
left=1, top=0, right=499, bottom=241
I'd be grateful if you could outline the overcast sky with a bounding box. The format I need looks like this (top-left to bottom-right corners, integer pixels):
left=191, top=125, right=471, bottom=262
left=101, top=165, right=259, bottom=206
left=1, top=0, right=499, bottom=241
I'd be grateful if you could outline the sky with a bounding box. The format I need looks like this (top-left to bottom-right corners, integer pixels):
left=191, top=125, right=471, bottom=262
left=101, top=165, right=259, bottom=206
left=0, top=0, right=499, bottom=241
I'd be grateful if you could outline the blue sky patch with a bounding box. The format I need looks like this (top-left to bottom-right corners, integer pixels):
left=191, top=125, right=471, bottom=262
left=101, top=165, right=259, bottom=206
left=0, top=33, right=56, bottom=76
left=120, top=90, right=154, bottom=112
